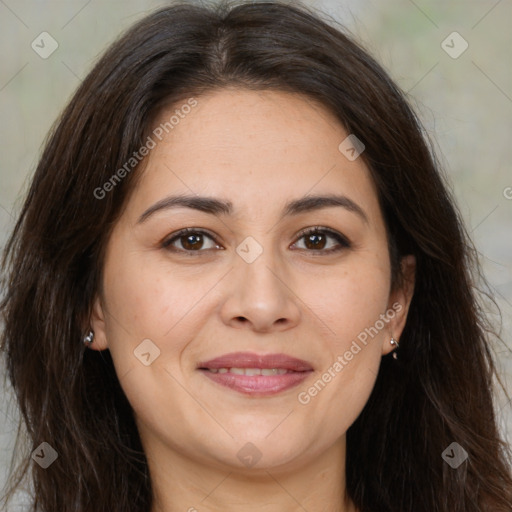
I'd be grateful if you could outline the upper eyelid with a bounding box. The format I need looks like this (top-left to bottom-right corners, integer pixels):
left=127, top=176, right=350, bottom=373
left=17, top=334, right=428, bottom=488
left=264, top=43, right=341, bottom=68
left=295, top=226, right=346, bottom=239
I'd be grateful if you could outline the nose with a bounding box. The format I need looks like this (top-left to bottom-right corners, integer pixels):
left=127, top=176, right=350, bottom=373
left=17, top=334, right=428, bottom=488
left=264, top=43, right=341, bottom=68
left=219, top=248, right=301, bottom=333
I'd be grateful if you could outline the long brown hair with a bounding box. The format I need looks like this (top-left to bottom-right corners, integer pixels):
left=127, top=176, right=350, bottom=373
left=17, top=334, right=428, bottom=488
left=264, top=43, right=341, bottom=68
left=1, top=1, right=511, bottom=511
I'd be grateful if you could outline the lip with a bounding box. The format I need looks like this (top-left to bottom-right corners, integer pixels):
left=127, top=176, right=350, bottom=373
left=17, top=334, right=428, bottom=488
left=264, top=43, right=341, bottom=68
left=197, top=352, right=314, bottom=371
left=197, top=352, right=314, bottom=396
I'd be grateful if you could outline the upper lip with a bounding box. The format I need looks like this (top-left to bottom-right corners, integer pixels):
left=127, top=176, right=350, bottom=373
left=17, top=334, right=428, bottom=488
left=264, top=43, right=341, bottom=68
left=197, top=352, right=313, bottom=372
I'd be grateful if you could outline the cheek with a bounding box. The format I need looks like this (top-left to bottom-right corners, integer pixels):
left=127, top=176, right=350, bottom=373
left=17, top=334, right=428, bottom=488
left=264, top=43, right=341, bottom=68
left=103, top=243, right=200, bottom=336
left=298, top=255, right=391, bottom=351
left=101, top=242, right=228, bottom=374
left=99, top=250, right=220, bottom=435
left=293, top=255, right=390, bottom=432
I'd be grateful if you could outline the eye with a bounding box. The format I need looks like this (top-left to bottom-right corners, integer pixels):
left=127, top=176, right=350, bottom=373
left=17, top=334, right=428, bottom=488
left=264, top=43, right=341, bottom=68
left=291, top=226, right=351, bottom=253
left=162, top=226, right=350, bottom=255
left=162, top=228, right=222, bottom=253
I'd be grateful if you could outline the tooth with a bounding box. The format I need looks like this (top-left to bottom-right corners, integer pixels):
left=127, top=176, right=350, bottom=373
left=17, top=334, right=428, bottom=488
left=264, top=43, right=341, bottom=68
left=245, top=368, right=262, bottom=376
left=209, top=367, right=290, bottom=376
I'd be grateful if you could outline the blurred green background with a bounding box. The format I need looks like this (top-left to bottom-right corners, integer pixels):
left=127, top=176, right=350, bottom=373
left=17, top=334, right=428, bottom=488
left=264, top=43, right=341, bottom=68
left=1, top=0, right=511, bottom=503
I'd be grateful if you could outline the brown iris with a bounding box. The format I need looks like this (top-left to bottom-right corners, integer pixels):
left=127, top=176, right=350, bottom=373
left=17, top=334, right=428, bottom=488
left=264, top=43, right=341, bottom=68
left=304, top=232, right=327, bottom=250
left=180, top=233, right=204, bottom=250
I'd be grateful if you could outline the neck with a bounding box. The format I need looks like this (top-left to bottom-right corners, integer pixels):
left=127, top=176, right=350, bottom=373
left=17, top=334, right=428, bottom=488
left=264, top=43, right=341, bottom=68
left=147, top=435, right=357, bottom=512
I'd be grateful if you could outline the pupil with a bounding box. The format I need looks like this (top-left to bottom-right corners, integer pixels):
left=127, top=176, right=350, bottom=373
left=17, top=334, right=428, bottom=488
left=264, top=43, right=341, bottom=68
left=306, top=233, right=325, bottom=250
left=183, top=234, right=202, bottom=250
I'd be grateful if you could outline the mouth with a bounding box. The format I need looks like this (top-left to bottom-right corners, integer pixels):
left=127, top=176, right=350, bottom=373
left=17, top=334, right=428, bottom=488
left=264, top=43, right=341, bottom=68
left=197, top=352, right=314, bottom=396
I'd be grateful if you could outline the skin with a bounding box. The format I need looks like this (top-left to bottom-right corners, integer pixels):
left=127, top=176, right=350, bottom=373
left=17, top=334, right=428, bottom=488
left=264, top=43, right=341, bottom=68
left=90, top=88, right=415, bottom=512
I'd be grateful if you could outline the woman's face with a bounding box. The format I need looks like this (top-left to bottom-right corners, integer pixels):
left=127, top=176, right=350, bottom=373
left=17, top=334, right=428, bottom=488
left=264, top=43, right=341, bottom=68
left=91, top=88, right=414, bottom=472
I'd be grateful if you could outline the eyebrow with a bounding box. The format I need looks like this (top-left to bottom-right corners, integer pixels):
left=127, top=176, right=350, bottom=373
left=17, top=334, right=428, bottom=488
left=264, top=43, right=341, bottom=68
left=137, top=193, right=368, bottom=224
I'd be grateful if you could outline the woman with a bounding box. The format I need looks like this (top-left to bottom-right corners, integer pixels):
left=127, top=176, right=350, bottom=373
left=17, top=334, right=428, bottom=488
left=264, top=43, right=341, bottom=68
left=1, top=1, right=511, bottom=511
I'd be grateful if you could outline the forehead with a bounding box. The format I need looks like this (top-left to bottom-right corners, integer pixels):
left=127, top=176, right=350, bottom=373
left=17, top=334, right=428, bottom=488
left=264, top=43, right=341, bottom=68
left=130, top=88, right=381, bottom=223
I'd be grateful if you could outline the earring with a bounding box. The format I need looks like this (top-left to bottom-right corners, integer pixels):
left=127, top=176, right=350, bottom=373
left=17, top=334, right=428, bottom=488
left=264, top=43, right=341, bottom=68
left=83, top=330, right=94, bottom=347
left=390, top=337, right=399, bottom=359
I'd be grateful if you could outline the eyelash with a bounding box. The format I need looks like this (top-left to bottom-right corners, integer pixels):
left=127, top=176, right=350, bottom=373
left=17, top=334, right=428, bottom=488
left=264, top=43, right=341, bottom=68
left=161, top=226, right=351, bottom=256
left=294, top=226, right=351, bottom=254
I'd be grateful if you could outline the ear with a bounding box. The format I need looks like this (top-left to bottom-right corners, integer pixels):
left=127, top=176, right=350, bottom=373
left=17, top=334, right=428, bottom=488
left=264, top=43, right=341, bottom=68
left=382, top=254, right=416, bottom=356
left=87, top=294, right=109, bottom=351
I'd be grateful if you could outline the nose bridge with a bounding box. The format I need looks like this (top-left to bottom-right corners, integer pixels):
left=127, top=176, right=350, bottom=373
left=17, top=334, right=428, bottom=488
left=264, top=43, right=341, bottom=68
left=219, top=234, right=301, bottom=332
left=237, top=244, right=280, bottom=292
left=235, top=235, right=285, bottom=304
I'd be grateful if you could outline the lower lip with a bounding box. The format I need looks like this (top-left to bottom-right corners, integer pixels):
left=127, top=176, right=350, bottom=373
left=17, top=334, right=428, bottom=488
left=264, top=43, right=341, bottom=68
left=199, top=369, right=312, bottom=396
